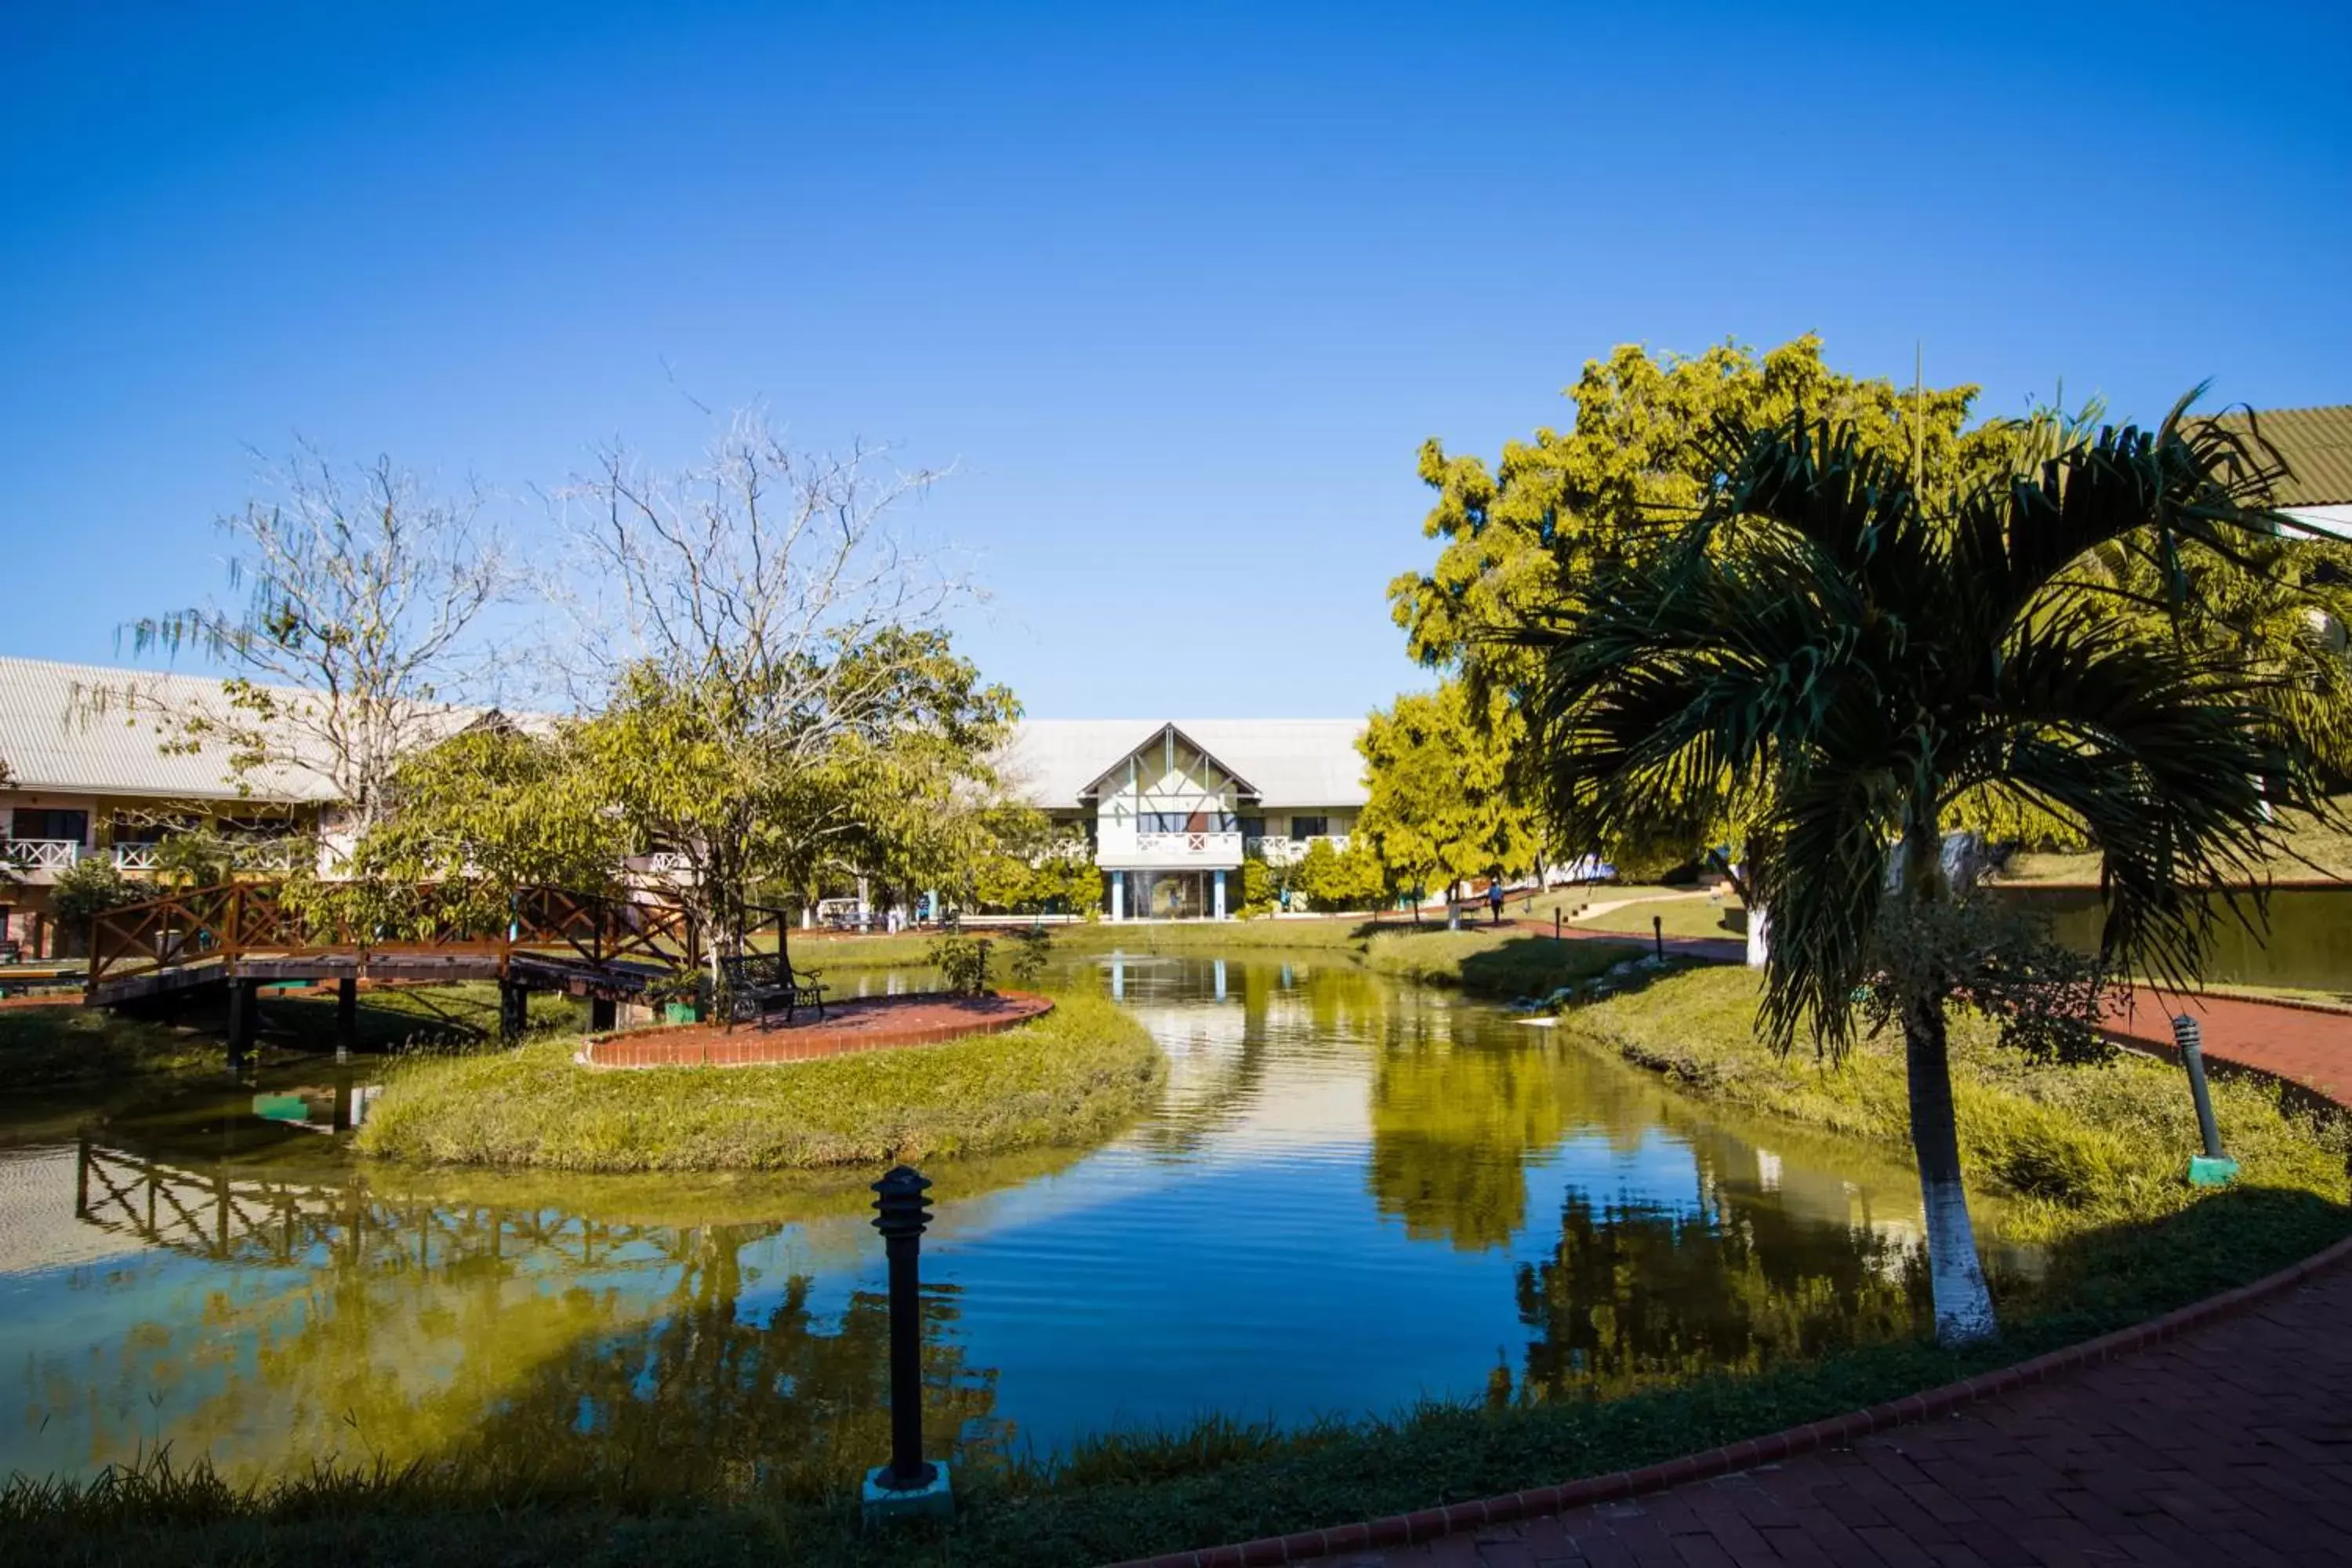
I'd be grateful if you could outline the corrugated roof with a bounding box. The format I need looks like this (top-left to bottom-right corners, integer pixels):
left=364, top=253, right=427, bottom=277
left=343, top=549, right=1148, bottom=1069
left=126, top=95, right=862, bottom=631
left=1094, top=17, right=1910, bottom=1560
left=0, top=655, right=493, bottom=804
left=999, top=718, right=1368, bottom=809
left=2212, top=404, right=2352, bottom=508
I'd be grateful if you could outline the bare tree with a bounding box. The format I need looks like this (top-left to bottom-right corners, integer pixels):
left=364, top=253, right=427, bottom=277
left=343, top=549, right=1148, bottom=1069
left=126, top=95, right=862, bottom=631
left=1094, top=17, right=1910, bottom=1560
left=548, top=410, right=995, bottom=970
left=82, top=445, right=514, bottom=851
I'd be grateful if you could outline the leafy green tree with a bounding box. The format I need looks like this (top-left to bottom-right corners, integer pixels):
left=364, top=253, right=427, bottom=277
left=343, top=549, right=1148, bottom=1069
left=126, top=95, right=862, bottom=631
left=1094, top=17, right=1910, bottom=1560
left=1514, top=401, right=2330, bottom=1344
left=1393, top=337, right=2002, bottom=882
left=1356, top=681, right=1539, bottom=917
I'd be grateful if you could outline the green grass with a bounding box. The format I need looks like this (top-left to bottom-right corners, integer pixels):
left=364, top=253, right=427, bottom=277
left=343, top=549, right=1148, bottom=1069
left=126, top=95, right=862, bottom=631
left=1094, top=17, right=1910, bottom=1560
left=1567, top=966, right=2351, bottom=1246
left=1572, top=891, right=1744, bottom=942
left=1991, top=794, right=2352, bottom=884
left=354, top=989, right=1165, bottom=1171
left=1363, top=927, right=1646, bottom=997
left=0, top=982, right=582, bottom=1091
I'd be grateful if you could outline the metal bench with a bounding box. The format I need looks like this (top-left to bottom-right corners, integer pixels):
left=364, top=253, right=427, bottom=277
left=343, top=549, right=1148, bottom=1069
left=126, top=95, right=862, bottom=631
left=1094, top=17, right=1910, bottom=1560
left=717, top=952, right=826, bottom=1029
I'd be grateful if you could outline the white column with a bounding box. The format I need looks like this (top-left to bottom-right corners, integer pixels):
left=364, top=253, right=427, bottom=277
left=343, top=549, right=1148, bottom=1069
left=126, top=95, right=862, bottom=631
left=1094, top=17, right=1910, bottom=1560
left=1213, top=869, right=1227, bottom=920
left=1109, top=872, right=1124, bottom=922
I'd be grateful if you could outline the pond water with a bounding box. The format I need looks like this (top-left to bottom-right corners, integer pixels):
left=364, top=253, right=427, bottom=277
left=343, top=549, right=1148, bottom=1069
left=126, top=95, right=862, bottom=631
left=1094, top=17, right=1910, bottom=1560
left=0, top=953, right=1965, bottom=1490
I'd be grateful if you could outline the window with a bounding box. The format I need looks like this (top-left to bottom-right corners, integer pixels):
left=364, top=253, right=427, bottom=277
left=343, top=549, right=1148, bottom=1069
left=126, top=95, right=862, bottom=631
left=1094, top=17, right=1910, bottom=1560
left=9, top=809, right=88, bottom=843
left=1290, top=815, right=1329, bottom=839
left=1238, top=816, right=1265, bottom=839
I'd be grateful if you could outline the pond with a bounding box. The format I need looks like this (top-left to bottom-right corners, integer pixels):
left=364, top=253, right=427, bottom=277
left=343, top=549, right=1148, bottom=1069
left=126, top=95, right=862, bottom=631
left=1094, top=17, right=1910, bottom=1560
left=0, top=952, right=1976, bottom=1491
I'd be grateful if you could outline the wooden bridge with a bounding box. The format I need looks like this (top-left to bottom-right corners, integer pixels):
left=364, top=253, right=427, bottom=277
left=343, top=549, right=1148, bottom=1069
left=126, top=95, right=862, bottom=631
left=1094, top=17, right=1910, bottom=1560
left=84, top=881, right=789, bottom=1049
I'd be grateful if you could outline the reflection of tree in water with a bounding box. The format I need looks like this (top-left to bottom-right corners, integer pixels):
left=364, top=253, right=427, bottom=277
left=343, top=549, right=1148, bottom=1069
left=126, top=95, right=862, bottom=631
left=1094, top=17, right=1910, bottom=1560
left=1512, top=1188, right=1927, bottom=1401
left=1367, top=1039, right=1572, bottom=1250
left=127, top=1207, right=1001, bottom=1497
left=458, top=1223, right=1004, bottom=1495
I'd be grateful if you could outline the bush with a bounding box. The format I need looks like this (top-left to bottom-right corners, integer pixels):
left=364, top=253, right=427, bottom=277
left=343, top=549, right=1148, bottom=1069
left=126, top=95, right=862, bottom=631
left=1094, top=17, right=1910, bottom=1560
left=927, top=933, right=991, bottom=994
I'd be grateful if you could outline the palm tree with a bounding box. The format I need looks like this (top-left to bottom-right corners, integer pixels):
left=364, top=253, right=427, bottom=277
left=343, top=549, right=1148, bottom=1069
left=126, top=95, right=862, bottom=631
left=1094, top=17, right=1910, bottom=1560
left=1514, top=400, right=2330, bottom=1344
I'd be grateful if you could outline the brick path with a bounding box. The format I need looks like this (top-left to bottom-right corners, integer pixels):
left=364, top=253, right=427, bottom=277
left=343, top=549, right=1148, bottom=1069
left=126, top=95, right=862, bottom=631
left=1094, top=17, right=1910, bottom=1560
left=580, top=989, right=1051, bottom=1068
left=1362, top=1258, right=2352, bottom=1567
left=1134, top=990, right=2352, bottom=1568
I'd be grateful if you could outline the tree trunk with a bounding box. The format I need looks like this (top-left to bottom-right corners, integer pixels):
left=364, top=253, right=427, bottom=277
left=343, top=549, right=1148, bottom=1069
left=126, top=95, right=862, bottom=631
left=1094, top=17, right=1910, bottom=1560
left=1900, top=818, right=1996, bottom=1345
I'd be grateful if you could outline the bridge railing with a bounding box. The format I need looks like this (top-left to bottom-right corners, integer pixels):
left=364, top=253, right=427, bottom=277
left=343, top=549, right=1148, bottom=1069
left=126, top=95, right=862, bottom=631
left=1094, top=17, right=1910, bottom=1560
left=85, top=881, right=799, bottom=999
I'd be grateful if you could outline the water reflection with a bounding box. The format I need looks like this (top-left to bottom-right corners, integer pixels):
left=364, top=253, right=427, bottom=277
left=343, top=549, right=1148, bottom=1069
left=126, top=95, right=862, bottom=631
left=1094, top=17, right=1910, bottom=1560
left=1, top=951, right=1973, bottom=1487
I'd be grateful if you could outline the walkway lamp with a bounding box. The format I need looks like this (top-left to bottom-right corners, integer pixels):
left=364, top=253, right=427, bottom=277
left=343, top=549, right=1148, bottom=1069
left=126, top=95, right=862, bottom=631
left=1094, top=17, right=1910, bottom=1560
left=2171, top=1015, right=2238, bottom=1186
left=863, top=1164, right=953, bottom=1524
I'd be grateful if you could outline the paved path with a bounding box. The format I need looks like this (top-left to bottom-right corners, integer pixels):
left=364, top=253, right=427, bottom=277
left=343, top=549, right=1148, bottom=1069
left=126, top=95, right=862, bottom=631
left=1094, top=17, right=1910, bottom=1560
left=1366, top=1258, right=2352, bottom=1566
left=1290, top=990, right=2352, bottom=1568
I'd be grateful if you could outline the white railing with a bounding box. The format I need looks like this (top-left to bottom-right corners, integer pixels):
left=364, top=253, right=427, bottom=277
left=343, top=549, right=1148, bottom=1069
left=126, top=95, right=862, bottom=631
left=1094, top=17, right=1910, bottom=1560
left=112, top=843, right=162, bottom=871
left=2, top=839, right=81, bottom=872
left=648, top=851, right=695, bottom=877
left=1131, top=830, right=1244, bottom=862
left=111, top=841, right=299, bottom=873
left=1244, top=833, right=1350, bottom=864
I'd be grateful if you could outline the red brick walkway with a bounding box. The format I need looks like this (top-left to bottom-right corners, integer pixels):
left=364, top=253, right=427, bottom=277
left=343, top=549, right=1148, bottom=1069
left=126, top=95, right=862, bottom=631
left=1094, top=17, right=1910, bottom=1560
left=1131, top=990, right=2352, bottom=1568
left=1360, top=1259, right=2352, bottom=1566
left=581, top=989, right=1051, bottom=1068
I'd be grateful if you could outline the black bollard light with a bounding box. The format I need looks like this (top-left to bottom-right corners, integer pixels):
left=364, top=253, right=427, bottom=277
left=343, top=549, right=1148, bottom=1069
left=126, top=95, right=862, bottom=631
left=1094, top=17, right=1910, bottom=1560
left=863, top=1164, right=953, bottom=1524
left=2172, top=1015, right=2238, bottom=1186
left=1652, top=914, right=1664, bottom=960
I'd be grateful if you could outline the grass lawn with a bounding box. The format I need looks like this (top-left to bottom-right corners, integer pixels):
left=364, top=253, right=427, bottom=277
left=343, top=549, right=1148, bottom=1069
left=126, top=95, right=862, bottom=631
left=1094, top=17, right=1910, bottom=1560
left=355, top=989, right=1164, bottom=1171
left=1362, top=927, right=1646, bottom=996
left=20, top=966, right=2350, bottom=1566
left=1571, top=891, right=1743, bottom=942
left=0, top=982, right=583, bottom=1091
left=1567, top=966, right=2350, bottom=1247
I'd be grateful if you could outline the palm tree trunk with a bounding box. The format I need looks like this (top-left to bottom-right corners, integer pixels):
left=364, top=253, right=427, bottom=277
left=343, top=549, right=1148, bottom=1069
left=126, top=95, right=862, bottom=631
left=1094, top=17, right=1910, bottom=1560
left=1902, top=988, right=1996, bottom=1343
left=1900, top=822, right=1997, bottom=1345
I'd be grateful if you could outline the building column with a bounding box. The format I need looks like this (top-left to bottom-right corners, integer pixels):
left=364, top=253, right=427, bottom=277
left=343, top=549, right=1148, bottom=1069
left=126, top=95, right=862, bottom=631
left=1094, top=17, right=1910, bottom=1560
left=1213, top=869, right=1227, bottom=920
left=1109, top=872, right=1124, bottom=922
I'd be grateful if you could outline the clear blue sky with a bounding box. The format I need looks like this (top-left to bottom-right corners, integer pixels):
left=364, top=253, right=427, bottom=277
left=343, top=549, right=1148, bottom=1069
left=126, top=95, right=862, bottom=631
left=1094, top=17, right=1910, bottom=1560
left=5, top=2, right=2347, bottom=718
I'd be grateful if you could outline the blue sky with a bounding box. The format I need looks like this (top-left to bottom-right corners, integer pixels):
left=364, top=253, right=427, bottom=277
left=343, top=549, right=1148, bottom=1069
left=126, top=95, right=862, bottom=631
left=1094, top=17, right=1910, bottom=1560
left=4, top=2, right=2347, bottom=718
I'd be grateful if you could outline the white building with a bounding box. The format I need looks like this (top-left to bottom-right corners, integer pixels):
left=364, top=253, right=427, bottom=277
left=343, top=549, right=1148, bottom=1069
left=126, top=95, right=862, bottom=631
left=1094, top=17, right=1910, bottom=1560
left=999, top=719, right=1369, bottom=920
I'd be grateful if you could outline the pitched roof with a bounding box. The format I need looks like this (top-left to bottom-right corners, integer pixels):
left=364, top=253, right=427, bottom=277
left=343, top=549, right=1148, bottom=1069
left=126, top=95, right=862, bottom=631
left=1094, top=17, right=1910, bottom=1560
left=999, top=718, right=1368, bottom=809
left=2212, top=404, right=2352, bottom=508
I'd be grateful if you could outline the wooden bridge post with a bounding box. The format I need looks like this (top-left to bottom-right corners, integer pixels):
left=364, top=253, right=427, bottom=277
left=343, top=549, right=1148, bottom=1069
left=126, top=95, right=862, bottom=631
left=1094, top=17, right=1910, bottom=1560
left=499, top=980, right=528, bottom=1041
left=336, top=977, right=358, bottom=1058
left=226, top=977, right=258, bottom=1068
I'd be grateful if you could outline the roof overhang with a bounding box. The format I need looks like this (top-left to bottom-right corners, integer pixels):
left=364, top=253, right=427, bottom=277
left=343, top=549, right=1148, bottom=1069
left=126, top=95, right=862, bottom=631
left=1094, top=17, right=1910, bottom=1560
left=1076, top=722, right=1261, bottom=799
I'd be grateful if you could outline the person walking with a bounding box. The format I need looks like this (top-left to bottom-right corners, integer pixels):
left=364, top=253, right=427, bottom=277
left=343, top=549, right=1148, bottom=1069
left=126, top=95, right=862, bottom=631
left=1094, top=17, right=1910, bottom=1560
left=1487, top=878, right=1507, bottom=926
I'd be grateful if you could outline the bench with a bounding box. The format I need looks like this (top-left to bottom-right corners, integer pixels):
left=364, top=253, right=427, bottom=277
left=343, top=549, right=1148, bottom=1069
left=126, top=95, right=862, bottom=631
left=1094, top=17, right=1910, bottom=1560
left=717, top=952, right=826, bottom=1029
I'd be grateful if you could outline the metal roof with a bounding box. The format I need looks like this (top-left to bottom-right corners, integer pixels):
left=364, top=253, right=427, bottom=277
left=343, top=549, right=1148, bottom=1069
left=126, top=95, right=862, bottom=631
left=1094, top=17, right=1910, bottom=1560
left=999, top=718, right=1368, bottom=809
left=0, top=655, right=484, bottom=804
left=2213, top=404, right=2352, bottom=508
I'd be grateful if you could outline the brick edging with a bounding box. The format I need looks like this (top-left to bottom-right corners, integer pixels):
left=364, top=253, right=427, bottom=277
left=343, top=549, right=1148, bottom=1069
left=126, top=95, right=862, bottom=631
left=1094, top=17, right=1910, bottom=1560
left=576, top=990, right=1053, bottom=1069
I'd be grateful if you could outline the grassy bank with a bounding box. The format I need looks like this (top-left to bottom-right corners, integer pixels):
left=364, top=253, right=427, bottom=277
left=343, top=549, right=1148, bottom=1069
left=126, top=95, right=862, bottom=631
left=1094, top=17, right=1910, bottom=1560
left=0, top=982, right=582, bottom=1091
left=1364, top=927, right=1646, bottom=997
left=1568, top=966, right=2351, bottom=1246
left=355, top=989, right=1165, bottom=1171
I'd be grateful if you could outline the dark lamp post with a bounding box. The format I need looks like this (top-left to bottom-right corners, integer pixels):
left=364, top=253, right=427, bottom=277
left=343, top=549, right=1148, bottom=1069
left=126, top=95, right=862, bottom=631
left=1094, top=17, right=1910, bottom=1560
left=863, top=1164, right=953, bottom=1523
left=2171, top=1015, right=2238, bottom=1186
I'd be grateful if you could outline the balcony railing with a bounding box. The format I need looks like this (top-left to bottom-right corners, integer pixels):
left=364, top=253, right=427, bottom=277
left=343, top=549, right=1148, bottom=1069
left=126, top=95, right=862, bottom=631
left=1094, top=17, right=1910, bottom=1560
left=2, top=839, right=82, bottom=873
left=1132, top=830, right=1244, bottom=861
left=109, top=841, right=299, bottom=873
left=1243, top=833, right=1349, bottom=863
